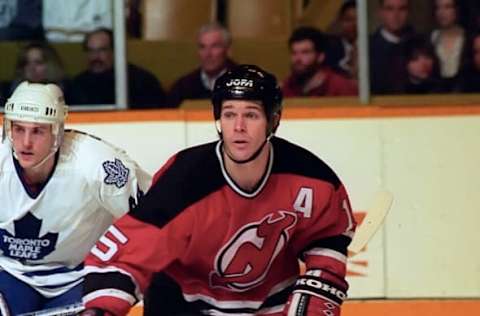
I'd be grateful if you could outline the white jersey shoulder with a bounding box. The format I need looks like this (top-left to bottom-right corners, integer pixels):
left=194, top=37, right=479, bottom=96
left=0, top=130, right=151, bottom=298
left=60, top=129, right=149, bottom=213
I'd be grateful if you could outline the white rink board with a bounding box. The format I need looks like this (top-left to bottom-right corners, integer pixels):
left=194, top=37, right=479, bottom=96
left=68, top=114, right=480, bottom=298
left=279, top=119, right=386, bottom=298
left=382, top=116, right=480, bottom=298
left=69, top=121, right=186, bottom=174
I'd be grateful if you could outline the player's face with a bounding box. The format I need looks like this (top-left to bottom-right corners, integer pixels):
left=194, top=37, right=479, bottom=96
left=198, top=30, right=229, bottom=76
left=86, top=32, right=114, bottom=74
left=379, top=0, right=409, bottom=35
left=10, top=121, right=55, bottom=170
left=220, top=100, right=268, bottom=162
left=290, top=39, right=324, bottom=75
left=435, top=0, right=457, bottom=28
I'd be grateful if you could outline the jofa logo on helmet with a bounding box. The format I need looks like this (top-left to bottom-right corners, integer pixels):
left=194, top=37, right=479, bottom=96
left=226, top=79, right=254, bottom=88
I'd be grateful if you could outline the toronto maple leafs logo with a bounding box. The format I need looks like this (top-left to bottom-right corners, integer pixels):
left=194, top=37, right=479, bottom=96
left=0, top=212, right=58, bottom=261
left=102, top=158, right=130, bottom=188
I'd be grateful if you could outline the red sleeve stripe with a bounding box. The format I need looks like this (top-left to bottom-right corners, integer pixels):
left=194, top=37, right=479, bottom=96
left=83, top=288, right=137, bottom=306
left=183, top=293, right=263, bottom=309
left=303, top=248, right=347, bottom=264
left=286, top=293, right=308, bottom=316
left=83, top=294, right=133, bottom=316
left=84, top=265, right=137, bottom=280
left=84, top=266, right=140, bottom=289
left=83, top=266, right=142, bottom=300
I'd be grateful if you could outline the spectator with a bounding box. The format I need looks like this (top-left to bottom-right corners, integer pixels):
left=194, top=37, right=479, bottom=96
left=8, top=42, right=70, bottom=97
left=457, top=31, right=480, bottom=92
left=394, top=36, right=443, bottom=94
left=431, top=0, right=465, bottom=91
left=282, top=26, right=358, bottom=97
left=166, top=22, right=236, bottom=107
left=70, top=28, right=166, bottom=108
left=370, top=0, right=415, bottom=94
left=0, top=0, right=43, bottom=41
left=326, top=0, right=358, bottom=78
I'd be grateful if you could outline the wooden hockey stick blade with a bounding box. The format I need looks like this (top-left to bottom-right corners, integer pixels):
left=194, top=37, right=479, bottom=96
left=17, top=302, right=84, bottom=316
left=348, top=190, right=393, bottom=255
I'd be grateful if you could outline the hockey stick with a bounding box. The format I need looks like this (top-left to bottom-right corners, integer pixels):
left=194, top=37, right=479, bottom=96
left=0, top=293, right=10, bottom=316
left=17, top=302, right=84, bottom=316
left=348, top=190, right=393, bottom=256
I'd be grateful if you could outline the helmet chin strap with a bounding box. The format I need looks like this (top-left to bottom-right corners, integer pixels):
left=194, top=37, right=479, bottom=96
left=223, top=134, right=273, bottom=164
left=31, top=149, right=57, bottom=170
left=13, top=147, right=57, bottom=171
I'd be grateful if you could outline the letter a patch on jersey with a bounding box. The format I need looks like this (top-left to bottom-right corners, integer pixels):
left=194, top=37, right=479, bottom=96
left=102, top=158, right=130, bottom=188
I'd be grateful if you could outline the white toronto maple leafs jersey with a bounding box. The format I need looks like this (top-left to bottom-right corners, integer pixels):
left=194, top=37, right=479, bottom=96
left=0, top=130, right=151, bottom=298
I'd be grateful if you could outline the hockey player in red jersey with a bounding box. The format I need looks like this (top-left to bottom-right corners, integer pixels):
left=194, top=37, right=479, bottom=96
left=81, top=64, right=356, bottom=316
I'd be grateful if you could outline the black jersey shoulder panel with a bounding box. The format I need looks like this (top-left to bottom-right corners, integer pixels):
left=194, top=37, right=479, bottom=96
left=130, top=141, right=225, bottom=228
left=270, top=137, right=341, bottom=189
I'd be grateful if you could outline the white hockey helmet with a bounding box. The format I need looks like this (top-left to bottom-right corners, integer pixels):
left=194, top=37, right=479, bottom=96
left=2, top=81, right=69, bottom=152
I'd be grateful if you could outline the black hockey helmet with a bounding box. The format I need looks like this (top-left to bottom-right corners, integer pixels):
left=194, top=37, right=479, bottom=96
left=212, top=64, right=283, bottom=134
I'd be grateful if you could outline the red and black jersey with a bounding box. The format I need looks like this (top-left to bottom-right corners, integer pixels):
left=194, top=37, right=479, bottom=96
left=83, top=137, right=356, bottom=316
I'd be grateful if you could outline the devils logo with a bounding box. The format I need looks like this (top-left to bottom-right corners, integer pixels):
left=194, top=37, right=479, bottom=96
left=209, top=210, right=297, bottom=292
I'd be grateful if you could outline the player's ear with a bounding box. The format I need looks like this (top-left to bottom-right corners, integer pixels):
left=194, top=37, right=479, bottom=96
left=273, top=112, right=281, bottom=127
left=215, top=120, right=222, bottom=133
left=270, top=112, right=281, bottom=135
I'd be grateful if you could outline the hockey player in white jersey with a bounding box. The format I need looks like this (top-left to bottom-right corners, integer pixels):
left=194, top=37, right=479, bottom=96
left=0, top=82, right=151, bottom=315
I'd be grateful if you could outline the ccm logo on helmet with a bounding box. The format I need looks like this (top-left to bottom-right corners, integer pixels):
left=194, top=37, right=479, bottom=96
left=20, top=105, right=40, bottom=113
left=226, top=79, right=254, bottom=87
left=296, top=278, right=346, bottom=301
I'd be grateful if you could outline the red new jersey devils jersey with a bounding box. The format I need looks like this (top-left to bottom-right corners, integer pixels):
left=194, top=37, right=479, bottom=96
left=83, top=137, right=355, bottom=316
